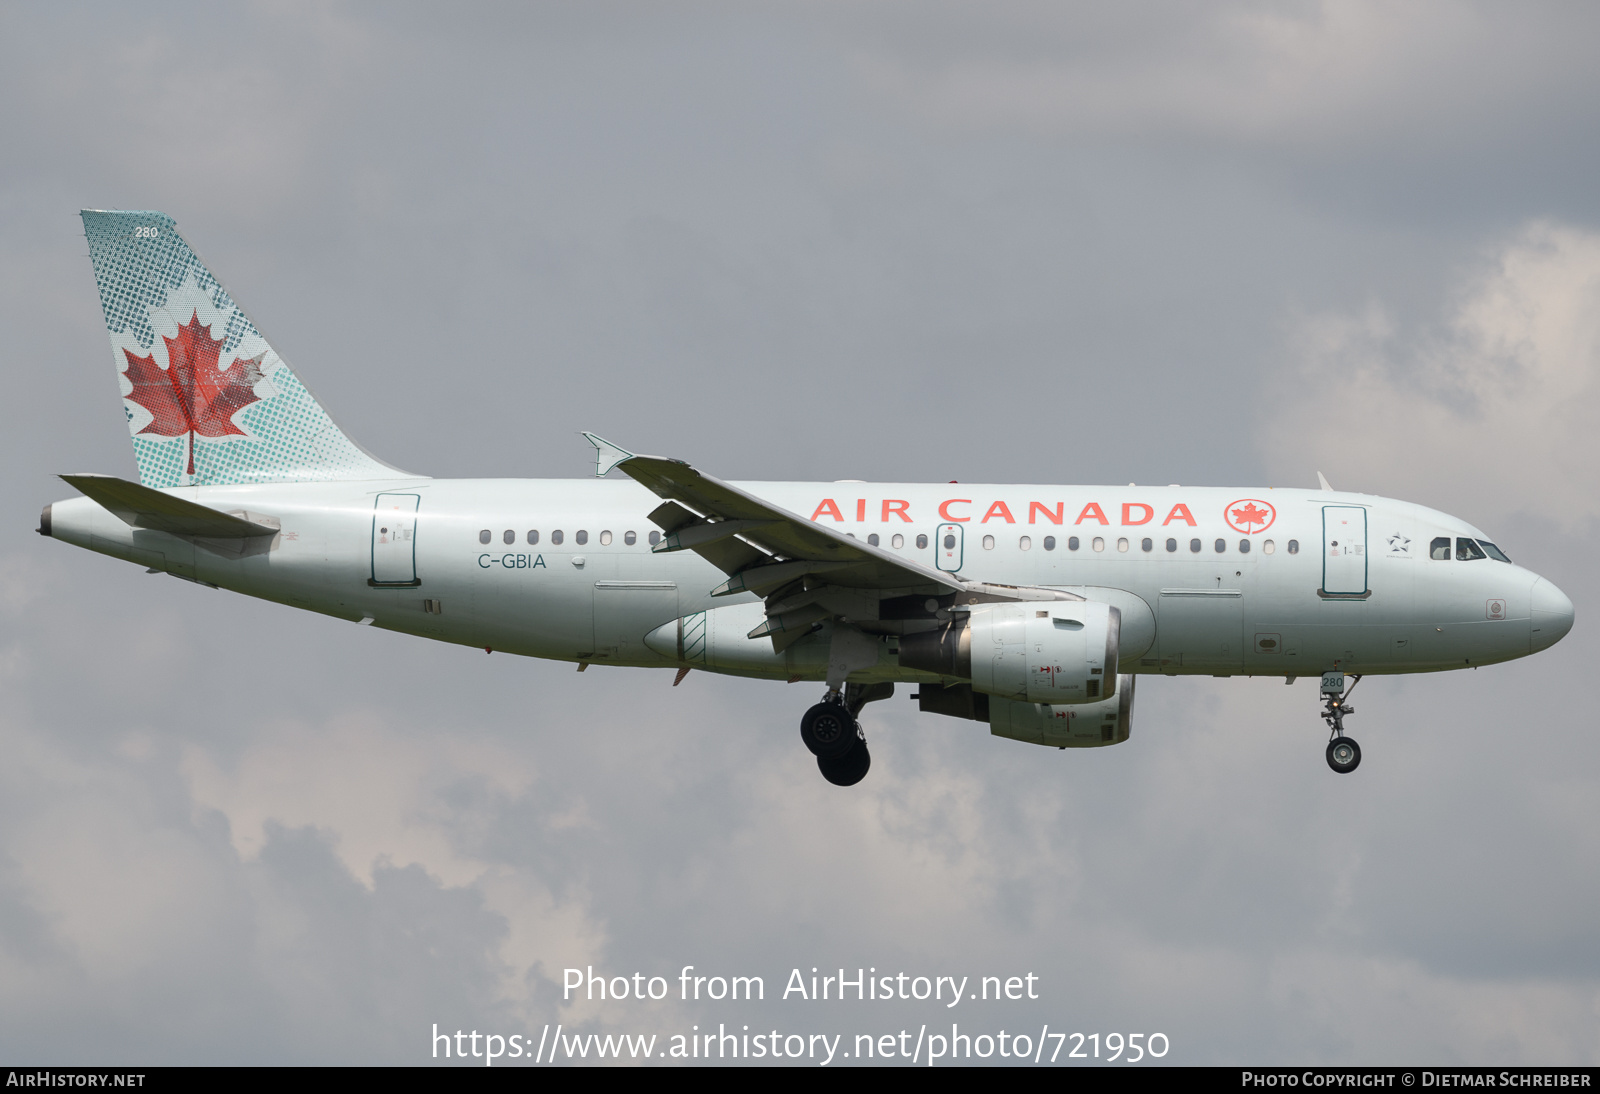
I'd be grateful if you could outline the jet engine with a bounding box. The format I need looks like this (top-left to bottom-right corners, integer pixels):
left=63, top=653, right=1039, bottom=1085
left=988, top=677, right=1135, bottom=747
left=898, top=601, right=1121, bottom=704
left=912, top=675, right=1136, bottom=748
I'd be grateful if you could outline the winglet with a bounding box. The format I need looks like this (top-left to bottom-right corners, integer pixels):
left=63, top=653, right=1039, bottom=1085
left=1317, top=471, right=1334, bottom=492
left=582, top=433, right=635, bottom=477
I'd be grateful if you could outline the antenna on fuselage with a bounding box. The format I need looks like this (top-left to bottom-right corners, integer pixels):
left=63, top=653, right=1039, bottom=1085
left=1317, top=471, right=1334, bottom=492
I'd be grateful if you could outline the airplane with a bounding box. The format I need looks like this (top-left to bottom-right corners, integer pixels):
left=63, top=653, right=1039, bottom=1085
left=38, top=210, right=1576, bottom=786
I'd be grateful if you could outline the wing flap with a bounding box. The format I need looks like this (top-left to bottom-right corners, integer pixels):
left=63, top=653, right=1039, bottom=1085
left=646, top=500, right=700, bottom=536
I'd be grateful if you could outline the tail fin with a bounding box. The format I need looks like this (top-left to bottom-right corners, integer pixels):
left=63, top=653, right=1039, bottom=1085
left=80, top=210, right=405, bottom=488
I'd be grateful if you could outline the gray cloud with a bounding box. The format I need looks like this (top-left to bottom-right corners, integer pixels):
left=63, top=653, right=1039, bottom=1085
left=1268, top=221, right=1600, bottom=532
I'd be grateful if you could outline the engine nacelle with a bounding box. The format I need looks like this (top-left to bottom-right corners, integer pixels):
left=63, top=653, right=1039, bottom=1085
left=899, top=601, right=1121, bottom=704
left=988, top=675, right=1136, bottom=748
left=912, top=675, right=1136, bottom=748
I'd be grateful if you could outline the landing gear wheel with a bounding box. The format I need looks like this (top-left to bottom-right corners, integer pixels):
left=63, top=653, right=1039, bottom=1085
left=801, top=702, right=860, bottom=759
left=818, top=740, right=871, bottom=786
left=1326, top=737, right=1362, bottom=774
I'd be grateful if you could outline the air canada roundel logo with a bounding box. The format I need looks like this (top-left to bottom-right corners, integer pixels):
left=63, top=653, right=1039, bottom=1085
left=1224, top=499, right=1276, bottom=535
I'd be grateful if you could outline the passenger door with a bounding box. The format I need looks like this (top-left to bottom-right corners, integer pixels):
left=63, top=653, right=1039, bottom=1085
left=1321, top=506, right=1368, bottom=597
left=370, top=493, right=421, bottom=587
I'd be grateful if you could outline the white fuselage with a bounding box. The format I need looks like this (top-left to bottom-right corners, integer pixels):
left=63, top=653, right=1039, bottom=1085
left=46, top=478, right=1567, bottom=682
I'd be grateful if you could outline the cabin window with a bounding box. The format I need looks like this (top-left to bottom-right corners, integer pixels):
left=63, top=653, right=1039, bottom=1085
left=1214, top=538, right=1226, bottom=553
left=1141, top=538, right=1153, bottom=552
left=1117, top=538, right=1129, bottom=552
left=575, top=530, right=589, bottom=546
left=1239, top=538, right=1251, bottom=554
left=1479, top=541, right=1512, bottom=563
left=1430, top=537, right=1452, bottom=560
left=527, top=530, right=539, bottom=545
left=1190, top=538, right=1202, bottom=553
left=1092, top=537, right=1105, bottom=552
left=599, top=530, right=613, bottom=546
left=503, top=529, right=515, bottom=545
left=1068, top=536, right=1080, bottom=551
left=648, top=531, right=660, bottom=546
left=1019, top=536, right=1032, bottom=551
left=1287, top=539, right=1299, bottom=554
left=624, top=531, right=636, bottom=546
left=868, top=533, right=880, bottom=547
left=944, top=534, right=956, bottom=549
left=1166, top=538, right=1177, bottom=552
left=982, top=535, right=995, bottom=550
left=916, top=534, right=928, bottom=549
left=1456, top=537, right=1486, bottom=561
left=551, top=530, right=564, bottom=545
left=1263, top=539, right=1275, bottom=554
left=1044, top=536, right=1056, bottom=551
left=479, top=529, right=491, bottom=545
left=892, top=534, right=904, bottom=549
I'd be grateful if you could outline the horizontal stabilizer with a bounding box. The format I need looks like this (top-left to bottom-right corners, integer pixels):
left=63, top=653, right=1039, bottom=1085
left=61, top=474, right=276, bottom=539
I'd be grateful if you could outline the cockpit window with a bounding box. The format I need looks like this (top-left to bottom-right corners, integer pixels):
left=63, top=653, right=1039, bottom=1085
left=1478, top=541, right=1512, bottom=563
left=1430, top=537, right=1451, bottom=561
left=1456, top=537, right=1487, bottom=561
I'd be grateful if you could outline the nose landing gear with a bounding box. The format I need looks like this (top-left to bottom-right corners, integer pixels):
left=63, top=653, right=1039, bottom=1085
left=800, top=682, right=892, bottom=787
left=1320, top=670, right=1362, bottom=774
left=1326, top=736, right=1361, bottom=773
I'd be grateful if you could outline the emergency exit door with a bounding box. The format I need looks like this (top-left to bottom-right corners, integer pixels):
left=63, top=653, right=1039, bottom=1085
left=936, top=522, right=964, bottom=572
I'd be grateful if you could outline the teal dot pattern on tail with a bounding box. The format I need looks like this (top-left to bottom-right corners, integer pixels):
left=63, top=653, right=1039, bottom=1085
left=81, top=209, right=401, bottom=488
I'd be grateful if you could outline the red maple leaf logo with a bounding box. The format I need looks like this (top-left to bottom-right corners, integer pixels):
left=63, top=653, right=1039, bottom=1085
left=1230, top=502, right=1271, bottom=531
left=122, top=311, right=264, bottom=475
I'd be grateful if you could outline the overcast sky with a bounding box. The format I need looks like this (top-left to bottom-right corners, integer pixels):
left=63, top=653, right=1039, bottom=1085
left=3, top=1, right=1598, bottom=1065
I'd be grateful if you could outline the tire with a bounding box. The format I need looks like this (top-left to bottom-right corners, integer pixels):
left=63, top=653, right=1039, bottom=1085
left=1326, top=736, right=1362, bottom=774
left=801, top=702, right=860, bottom=759
left=818, top=740, right=871, bottom=786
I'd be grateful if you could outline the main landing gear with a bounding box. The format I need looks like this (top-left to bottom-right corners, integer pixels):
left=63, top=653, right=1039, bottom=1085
left=800, top=682, right=892, bottom=787
left=1319, top=670, right=1362, bottom=774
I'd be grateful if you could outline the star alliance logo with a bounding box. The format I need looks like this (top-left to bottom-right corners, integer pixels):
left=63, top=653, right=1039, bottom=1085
left=1387, top=533, right=1411, bottom=554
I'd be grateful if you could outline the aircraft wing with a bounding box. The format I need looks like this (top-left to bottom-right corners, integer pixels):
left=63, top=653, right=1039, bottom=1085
left=583, top=434, right=1076, bottom=648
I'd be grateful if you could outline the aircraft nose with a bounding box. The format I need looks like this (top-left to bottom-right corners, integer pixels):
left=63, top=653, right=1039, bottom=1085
left=1530, top=577, right=1574, bottom=652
